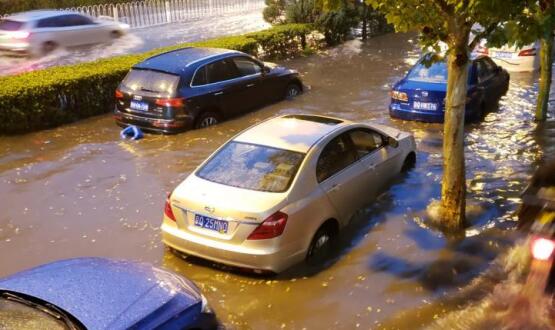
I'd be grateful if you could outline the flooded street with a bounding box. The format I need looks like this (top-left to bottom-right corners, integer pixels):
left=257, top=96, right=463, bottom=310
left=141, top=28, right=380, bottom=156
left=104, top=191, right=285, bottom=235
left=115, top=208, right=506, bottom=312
left=0, top=32, right=554, bottom=329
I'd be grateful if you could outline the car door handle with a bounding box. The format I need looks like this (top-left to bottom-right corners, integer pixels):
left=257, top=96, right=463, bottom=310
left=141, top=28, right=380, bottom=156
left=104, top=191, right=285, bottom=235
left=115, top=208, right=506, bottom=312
left=246, top=83, right=255, bottom=88
left=368, top=163, right=376, bottom=170
left=213, top=91, right=224, bottom=96
left=329, top=183, right=340, bottom=192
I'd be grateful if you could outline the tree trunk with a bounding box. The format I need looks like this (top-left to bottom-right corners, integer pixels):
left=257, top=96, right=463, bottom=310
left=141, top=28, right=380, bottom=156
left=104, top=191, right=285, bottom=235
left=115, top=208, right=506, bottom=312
left=362, top=3, right=368, bottom=40
left=535, top=31, right=553, bottom=121
left=439, top=43, right=469, bottom=232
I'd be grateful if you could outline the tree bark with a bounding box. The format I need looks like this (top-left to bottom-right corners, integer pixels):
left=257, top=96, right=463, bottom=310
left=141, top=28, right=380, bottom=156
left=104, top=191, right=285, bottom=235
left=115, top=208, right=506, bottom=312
left=439, top=40, right=469, bottom=232
left=362, top=3, right=368, bottom=40
left=535, top=31, right=553, bottom=121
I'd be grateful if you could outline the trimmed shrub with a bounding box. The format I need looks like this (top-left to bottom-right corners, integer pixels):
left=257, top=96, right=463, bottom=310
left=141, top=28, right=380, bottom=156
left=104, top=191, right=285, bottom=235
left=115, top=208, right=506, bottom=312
left=0, top=25, right=311, bottom=134
left=247, top=23, right=312, bottom=58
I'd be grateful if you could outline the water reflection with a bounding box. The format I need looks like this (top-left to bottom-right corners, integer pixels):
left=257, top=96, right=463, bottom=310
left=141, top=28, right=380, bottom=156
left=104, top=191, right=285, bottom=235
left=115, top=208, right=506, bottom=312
left=0, top=32, right=552, bottom=329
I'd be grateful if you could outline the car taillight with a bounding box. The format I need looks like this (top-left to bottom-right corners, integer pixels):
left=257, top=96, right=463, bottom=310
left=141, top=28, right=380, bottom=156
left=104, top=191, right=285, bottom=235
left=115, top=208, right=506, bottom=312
left=115, top=89, right=124, bottom=99
left=390, top=90, right=408, bottom=102
left=247, top=211, right=288, bottom=240
left=155, top=97, right=184, bottom=107
left=518, top=48, right=536, bottom=57
left=531, top=237, right=555, bottom=261
left=8, top=31, right=30, bottom=39
left=164, top=193, right=176, bottom=222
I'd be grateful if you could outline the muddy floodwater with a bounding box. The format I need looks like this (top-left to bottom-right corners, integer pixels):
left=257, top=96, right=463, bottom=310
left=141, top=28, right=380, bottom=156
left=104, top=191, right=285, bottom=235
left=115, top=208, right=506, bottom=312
left=0, top=33, right=554, bottom=329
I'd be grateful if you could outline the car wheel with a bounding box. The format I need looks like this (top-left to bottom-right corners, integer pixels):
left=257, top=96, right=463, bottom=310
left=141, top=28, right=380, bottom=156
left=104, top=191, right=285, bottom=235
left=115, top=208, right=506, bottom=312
left=401, top=152, right=416, bottom=172
left=195, top=112, right=220, bottom=129
left=285, top=83, right=301, bottom=100
left=306, top=224, right=336, bottom=265
left=110, top=30, right=123, bottom=39
left=42, top=41, right=58, bottom=55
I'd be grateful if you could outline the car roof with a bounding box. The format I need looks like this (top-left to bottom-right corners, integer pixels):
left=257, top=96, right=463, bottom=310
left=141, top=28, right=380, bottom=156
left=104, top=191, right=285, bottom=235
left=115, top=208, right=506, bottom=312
left=6, top=10, right=75, bottom=22
left=133, top=47, right=242, bottom=75
left=234, top=115, right=350, bottom=153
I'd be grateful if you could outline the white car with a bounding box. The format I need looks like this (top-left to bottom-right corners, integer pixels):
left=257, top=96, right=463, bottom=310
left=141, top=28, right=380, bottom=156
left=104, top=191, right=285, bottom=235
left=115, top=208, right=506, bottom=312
left=0, top=10, right=129, bottom=56
left=474, top=40, right=540, bottom=72
left=161, top=114, right=416, bottom=273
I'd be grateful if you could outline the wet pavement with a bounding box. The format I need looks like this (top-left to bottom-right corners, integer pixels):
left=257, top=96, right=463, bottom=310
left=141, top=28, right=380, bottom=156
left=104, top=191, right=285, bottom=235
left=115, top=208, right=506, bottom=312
left=0, top=9, right=269, bottom=76
left=1, top=32, right=554, bottom=329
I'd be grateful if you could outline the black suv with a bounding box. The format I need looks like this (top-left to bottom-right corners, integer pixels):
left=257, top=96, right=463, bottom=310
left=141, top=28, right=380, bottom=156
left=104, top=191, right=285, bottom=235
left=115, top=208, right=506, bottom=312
left=114, top=47, right=303, bottom=133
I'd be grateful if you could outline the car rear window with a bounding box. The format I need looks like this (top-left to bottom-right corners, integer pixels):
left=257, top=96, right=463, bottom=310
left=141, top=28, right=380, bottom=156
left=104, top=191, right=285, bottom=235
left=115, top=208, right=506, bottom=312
left=0, top=20, right=24, bottom=31
left=407, top=61, right=448, bottom=83
left=121, top=69, right=180, bottom=96
left=197, top=142, right=305, bottom=193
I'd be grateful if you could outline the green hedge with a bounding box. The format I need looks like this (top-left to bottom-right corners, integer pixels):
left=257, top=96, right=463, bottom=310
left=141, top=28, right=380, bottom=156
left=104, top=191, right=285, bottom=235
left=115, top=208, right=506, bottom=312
left=0, top=24, right=312, bottom=135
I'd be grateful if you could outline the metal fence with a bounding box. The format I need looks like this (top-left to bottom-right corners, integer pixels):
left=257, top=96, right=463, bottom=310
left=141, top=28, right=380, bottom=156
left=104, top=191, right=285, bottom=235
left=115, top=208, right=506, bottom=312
left=2, top=0, right=265, bottom=29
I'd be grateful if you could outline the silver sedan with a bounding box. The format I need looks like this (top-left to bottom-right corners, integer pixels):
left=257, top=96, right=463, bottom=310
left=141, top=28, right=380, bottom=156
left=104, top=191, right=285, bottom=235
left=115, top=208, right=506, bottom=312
left=161, top=114, right=417, bottom=273
left=0, top=10, right=129, bottom=56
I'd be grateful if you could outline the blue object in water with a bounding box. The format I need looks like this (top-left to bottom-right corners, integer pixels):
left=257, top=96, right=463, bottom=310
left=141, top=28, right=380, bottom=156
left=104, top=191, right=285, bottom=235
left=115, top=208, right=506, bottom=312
left=120, top=125, right=144, bottom=140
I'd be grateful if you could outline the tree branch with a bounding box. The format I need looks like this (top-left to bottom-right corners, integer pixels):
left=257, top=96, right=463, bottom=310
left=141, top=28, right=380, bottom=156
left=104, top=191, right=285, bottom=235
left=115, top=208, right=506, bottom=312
left=432, top=0, right=454, bottom=16
left=468, top=23, right=497, bottom=50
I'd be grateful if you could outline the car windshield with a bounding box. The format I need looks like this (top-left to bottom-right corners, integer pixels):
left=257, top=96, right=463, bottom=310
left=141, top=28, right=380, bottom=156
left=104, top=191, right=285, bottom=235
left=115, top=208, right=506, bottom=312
left=0, top=19, right=24, bottom=31
left=0, top=293, right=70, bottom=330
left=121, top=69, right=180, bottom=96
left=197, top=142, right=305, bottom=193
left=407, top=60, right=448, bottom=83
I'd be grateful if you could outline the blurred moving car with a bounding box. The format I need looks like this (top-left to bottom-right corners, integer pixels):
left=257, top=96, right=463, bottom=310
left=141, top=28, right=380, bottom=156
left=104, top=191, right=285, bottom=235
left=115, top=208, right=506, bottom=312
left=0, top=10, right=129, bottom=56
left=518, top=161, right=555, bottom=297
left=389, top=53, right=509, bottom=123
left=0, top=258, right=217, bottom=330
left=114, top=47, right=303, bottom=133
left=474, top=41, right=540, bottom=72
left=161, top=114, right=416, bottom=273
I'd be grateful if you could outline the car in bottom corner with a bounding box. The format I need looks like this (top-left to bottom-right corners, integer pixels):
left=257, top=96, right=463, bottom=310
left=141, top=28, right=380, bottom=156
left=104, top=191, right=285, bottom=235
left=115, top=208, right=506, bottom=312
left=161, top=114, right=416, bottom=273
left=114, top=47, right=303, bottom=134
left=0, top=258, right=217, bottom=330
left=389, top=53, right=509, bottom=123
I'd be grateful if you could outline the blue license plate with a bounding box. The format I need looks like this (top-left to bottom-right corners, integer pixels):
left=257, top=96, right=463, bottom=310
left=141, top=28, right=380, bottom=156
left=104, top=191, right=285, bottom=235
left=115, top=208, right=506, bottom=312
left=493, top=51, right=513, bottom=59
left=194, top=214, right=228, bottom=233
left=413, top=101, right=438, bottom=111
left=130, top=100, right=149, bottom=112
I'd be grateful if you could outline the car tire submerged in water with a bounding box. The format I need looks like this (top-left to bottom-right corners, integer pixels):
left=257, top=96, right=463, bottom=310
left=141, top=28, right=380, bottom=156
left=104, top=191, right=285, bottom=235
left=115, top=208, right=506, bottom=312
left=401, top=152, right=416, bottom=172
left=110, top=30, right=123, bottom=39
left=306, top=223, right=337, bottom=266
left=41, top=41, right=58, bottom=55
left=195, top=111, right=220, bottom=129
left=285, top=83, right=301, bottom=100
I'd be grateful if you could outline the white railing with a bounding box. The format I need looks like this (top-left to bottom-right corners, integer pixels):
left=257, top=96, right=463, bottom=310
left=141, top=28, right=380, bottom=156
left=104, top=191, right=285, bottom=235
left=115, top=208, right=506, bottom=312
left=2, top=0, right=265, bottom=29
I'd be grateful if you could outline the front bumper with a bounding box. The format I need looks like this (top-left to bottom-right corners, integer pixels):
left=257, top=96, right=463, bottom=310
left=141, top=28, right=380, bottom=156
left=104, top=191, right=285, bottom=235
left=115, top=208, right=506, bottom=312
left=0, top=42, right=31, bottom=56
left=161, top=221, right=304, bottom=273
left=389, top=104, right=445, bottom=123
left=114, top=108, right=193, bottom=134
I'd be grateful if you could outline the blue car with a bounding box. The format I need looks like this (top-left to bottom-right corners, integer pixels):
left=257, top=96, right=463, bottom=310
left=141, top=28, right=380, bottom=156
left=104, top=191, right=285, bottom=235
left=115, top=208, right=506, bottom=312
left=389, top=54, right=509, bottom=123
left=0, top=258, right=217, bottom=330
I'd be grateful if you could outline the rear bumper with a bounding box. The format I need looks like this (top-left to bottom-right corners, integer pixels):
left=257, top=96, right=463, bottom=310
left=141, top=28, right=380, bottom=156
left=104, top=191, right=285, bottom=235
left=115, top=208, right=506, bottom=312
left=0, top=43, right=31, bottom=56
left=161, top=221, right=304, bottom=273
left=114, top=108, right=194, bottom=134
left=389, top=104, right=479, bottom=123
left=389, top=104, right=445, bottom=123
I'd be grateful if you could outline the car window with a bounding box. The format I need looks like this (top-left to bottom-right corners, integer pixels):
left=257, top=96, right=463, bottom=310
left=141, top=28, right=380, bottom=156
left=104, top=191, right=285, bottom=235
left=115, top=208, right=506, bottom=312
left=206, top=59, right=241, bottom=84
left=65, top=14, right=95, bottom=26
left=0, top=19, right=25, bottom=31
left=232, top=57, right=262, bottom=76
left=197, top=141, right=305, bottom=193
left=348, top=129, right=384, bottom=159
left=192, top=66, right=208, bottom=86
left=407, top=61, right=448, bottom=83
left=0, top=294, right=71, bottom=330
left=37, top=16, right=66, bottom=28
left=476, top=59, right=495, bottom=83
left=316, top=134, right=357, bottom=183
left=121, top=69, right=180, bottom=96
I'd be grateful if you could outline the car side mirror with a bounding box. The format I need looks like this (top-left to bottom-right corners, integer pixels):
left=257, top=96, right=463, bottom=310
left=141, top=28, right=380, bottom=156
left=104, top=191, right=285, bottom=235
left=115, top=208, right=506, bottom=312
left=263, top=66, right=271, bottom=74
left=388, top=136, right=399, bottom=148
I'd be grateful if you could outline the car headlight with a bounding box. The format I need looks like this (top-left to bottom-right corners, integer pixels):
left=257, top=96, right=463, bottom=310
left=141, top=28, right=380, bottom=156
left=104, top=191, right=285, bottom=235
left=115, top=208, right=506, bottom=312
left=200, top=294, right=213, bottom=314
left=390, top=90, right=408, bottom=102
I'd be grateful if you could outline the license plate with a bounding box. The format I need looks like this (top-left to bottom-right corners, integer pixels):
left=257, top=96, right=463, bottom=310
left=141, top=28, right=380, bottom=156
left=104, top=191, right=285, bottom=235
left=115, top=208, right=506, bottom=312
left=194, top=214, right=228, bottom=233
left=413, top=101, right=438, bottom=111
left=130, top=100, right=149, bottom=112
left=493, top=51, right=513, bottom=59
